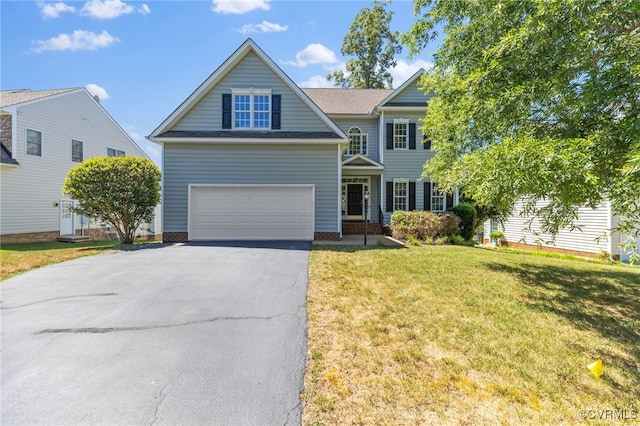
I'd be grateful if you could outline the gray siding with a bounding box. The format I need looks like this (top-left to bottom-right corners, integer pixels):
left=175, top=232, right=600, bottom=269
left=385, top=80, right=429, bottom=105
left=171, top=51, right=333, bottom=133
left=381, top=112, right=434, bottom=223
left=0, top=90, right=147, bottom=235
left=163, top=143, right=339, bottom=234
left=332, top=117, right=380, bottom=162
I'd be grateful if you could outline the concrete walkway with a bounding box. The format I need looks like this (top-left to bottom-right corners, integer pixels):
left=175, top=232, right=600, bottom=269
left=312, top=234, right=404, bottom=247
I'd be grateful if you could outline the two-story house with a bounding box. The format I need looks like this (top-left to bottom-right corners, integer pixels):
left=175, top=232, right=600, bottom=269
left=0, top=88, right=158, bottom=243
left=149, top=38, right=456, bottom=242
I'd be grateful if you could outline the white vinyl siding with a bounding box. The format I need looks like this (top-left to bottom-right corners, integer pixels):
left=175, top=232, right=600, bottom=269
left=170, top=51, right=334, bottom=133
left=0, top=90, right=148, bottom=236
left=483, top=201, right=622, bottom=257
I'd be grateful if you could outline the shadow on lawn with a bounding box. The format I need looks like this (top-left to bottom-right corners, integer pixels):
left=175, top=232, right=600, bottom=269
left=311, top=245, right=405, bottom=253
left=485, top=261, right=640, bottom=382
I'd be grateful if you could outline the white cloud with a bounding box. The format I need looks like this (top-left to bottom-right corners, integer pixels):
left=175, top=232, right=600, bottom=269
left=390, top=59, right=433, bottom=88
left=298, top=75, right=335, bottom=89
left=236, top=20, right=288, bottom=34
left=31, top=30, right=120, bottom=53
left=211, top=0, right=270, bottom=14
left=37, top=1, right=76, bottom=18
left=284, top=43, right=338, bottom=68
left=81, top=0, right=150, bottom=19
left=85, top=83, right=111, bottom=100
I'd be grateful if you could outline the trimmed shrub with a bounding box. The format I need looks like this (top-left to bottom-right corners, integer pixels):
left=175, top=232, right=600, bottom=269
left=448, top=202, right=477, bottom=241
left=390, top=210, right=461, bottom=241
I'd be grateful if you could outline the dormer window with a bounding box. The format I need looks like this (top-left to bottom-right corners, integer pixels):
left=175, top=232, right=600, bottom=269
left=347, top=127, right=367, bottom=156
left=233, top=89, right=271, bottom=129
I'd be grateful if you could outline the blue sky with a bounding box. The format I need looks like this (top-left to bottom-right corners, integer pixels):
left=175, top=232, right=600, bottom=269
left=1, top=0, right=441, bottom=165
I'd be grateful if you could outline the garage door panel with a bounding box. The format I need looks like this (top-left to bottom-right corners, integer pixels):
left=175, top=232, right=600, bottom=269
left=189, top=185, right=314, bottom=240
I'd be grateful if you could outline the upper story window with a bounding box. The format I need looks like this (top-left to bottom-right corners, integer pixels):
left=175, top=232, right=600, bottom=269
left=26, top=129, right=42, bottom=156
left=347, top=127, right=368, bottom=156
left=72, top=140, right=83, bottom=162
left=393, top=119, right=409, bottom=150
left=233, top=89, right=271, bottom=129
left=431, top=182, right=445, bottom=212
left=108, top=148, right=125, bottom=157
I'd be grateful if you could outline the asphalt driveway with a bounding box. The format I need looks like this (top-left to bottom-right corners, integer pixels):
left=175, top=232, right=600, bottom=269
left=1, top=241, right=311, bottom=425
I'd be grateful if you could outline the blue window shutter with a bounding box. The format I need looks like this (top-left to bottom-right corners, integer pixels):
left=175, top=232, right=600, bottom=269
left=386, top=123, right=394, bottom=149
left=424, top=182, right=431, bottom=211
left=409, top=123, right=416, bottom=149
left=271, top=94, right=281, bottom=129
left=409, top=182, right=416, bottom=210
left=222, top=94, right=232, bottom=129
left=386, top=182, right=394, bottom=212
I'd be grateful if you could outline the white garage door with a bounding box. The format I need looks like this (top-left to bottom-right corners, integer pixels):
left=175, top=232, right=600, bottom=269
left=189, top=185, right=314, bottom=240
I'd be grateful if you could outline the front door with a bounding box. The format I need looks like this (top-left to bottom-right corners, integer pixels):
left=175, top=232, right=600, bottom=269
left=347, top=184, right=363, bottom=217
left=59, top=200, right=75, bottom=235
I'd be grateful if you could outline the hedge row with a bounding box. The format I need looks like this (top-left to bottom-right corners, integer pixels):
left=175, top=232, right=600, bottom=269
left=390, top=210, right=461, bottom=241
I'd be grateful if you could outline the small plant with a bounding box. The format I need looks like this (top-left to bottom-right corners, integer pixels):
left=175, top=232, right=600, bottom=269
left=489, top=230, right=505, bottom=246
left=407, top=235, right=422, bottom=246
left=376, top=237, right=385, bottom=246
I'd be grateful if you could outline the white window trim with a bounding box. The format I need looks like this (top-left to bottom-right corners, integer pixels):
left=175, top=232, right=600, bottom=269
left=393, top=119, right=409, bottom=150
left=72, top=139, right=83, bottom=163
left=431, top=182, right=446, bottom=212
left=232, top=88, right=272, bottom=130
left=393, top=178, right=409, bottom=212
left=346, top=127, right=368, bottom=156
left=26, top=128, right=43, bottom=157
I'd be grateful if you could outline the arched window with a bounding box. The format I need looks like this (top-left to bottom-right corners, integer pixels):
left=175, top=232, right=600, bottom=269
left=347, top=127, right=368, bottom=156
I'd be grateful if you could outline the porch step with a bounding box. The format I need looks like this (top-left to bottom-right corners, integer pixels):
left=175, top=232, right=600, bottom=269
left=342, top=221, right=383, bottom=235
left=56, top=234, right=93, bottom=243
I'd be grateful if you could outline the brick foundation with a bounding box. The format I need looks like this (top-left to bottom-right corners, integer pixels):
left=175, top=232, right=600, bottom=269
left=1, top=231, right=62, bottom=243
left=163, top=232, right=189, bottom=243
left=314, top=232, right=341, bottom=241
left=342, top=221, right=383, bottom=235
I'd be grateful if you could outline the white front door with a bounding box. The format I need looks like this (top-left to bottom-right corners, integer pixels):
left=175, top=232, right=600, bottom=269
left=60, top=200, right=75, bottom=235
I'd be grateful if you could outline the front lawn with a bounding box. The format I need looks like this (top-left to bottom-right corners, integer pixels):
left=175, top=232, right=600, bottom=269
left=303, top=245, right=640, bottom=424
left=0, top=240, right=153, bottom=281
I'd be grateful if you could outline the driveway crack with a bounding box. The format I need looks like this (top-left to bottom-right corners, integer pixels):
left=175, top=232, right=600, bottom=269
left=2, top=293, right=118, bottom=310
left=149, top=379, right=171, bottom=426
left=34, top=313, right=293, bottom=335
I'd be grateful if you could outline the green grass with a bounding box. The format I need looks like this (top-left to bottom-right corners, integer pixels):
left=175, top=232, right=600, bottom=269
left=0, top=240, right=157, bottom=281
left=303, top=245, right=640, bottom=425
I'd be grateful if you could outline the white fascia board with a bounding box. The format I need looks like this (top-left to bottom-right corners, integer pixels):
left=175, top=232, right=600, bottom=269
left=377, top=106, right=427, bottom=112
left=150, top=137, right=349, bottom=145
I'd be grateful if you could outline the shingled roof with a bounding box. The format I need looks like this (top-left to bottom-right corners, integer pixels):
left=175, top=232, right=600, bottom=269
left=302, top=88, right=394, bottom=115
left=0, top=88, right=79, bottom=108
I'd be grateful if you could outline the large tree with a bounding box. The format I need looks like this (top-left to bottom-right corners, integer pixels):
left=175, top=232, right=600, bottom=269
left=404, top=0, right=640, bottom=244
left=63, top=156, right=161, bottom=244
left=327, top=0, right=402, bottom=88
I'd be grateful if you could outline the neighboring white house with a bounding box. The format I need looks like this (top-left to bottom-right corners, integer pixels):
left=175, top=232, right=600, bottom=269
left=484, top=201, right=639, bottom=262
left=0, top=88, right=160, bottom=243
